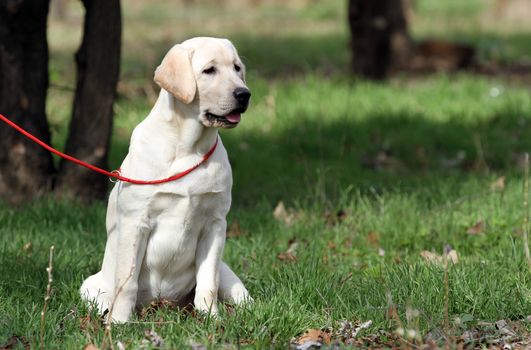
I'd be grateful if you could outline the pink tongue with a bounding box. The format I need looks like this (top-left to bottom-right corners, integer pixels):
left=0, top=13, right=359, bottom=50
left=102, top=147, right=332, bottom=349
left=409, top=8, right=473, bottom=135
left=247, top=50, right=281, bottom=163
left=225, top=113, right=241, bottom=123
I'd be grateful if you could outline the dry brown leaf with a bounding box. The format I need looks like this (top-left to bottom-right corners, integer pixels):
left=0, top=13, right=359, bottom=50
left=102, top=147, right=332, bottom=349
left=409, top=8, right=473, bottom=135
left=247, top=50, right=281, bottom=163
left=277, top=252, right=297, bottom=262
left=273, top=201, right=298, bottom=226
left=293, top=329, right=331, bottom=347
left=139, top=299, right=177, bottom=319
left=327, top=241, right=337, bottom=250
left=273, top=201, right=287, bottom=218
left=277, top=239, right=298, bottom=262
left=83, top=345, right=99, bottom=350
left=420, top=249, right=459, bottom=265
left=227, top=219, right=245, bottom=238
left=22, top=242, right=32, bottom=255
left=467, top=220, right=485, bottom=235
left=367, top=231, right=380, bottom=247
left=491, top=176, right=506, bottom=191
left=420, top=250, right=440, bottom=264
left=447, top=249, right=459, bottom=264
left=322, top=255, right=329, bottom=265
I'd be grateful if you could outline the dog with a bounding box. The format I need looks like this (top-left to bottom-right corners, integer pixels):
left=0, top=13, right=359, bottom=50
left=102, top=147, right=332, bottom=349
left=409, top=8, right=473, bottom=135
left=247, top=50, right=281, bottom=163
left=80, top=37, right=252, bottom=323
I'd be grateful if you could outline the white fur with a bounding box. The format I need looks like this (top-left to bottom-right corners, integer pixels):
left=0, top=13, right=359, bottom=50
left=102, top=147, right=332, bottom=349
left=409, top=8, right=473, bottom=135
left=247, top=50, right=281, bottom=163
left=80, top=37, right=252, bottom=323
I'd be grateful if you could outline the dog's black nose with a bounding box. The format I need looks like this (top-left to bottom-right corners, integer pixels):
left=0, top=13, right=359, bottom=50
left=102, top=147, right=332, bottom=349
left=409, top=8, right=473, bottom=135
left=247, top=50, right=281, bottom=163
left=233, top=87, right=251, bottom=107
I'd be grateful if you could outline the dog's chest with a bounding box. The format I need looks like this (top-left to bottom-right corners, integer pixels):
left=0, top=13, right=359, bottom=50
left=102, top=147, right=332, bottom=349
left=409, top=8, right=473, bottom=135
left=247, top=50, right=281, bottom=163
left=142, top=185, right=230, bottom=279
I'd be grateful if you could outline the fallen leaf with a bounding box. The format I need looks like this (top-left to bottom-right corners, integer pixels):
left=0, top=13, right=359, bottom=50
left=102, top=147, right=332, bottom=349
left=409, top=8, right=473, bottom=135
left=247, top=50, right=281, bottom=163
left=327, top=241, right=337, bottom=250
left=447, top=249, right=459, bottom=264
left=22, top=242, right=32, bottom=255
left=420, top=250, right=439, bottom=263
left=227, top=219, right=245, bottom=238
left=277, top=252, right=296, bottom=262
left=277, top=251, right=297, bottom=262
left=491, top=176, right=506, bottom=191
left=83, top=345, right=99, bottom=350
left=139, top=299, right=177, bottom=319
left=467, top=220, right=485, bottom=235
left=367, top=231, right=380, bottom=247
left=277, top=239, right=298, bottom=262
left=273, top=201, right=287, bottom=220
left=273, top=201, right=298, bottom=226
left=292, top=329, right=331, bottom=350
left=420, top=249, right=459, bottom=265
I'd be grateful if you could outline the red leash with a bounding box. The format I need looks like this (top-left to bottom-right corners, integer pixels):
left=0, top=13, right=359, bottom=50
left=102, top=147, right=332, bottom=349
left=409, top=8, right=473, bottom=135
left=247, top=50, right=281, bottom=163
left=0, top=113, right=218, bottom=185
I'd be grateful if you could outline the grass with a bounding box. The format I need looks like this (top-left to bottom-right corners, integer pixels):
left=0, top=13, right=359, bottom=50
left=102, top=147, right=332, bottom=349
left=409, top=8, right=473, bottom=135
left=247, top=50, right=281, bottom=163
left=2, top=0, right=531, bottom=348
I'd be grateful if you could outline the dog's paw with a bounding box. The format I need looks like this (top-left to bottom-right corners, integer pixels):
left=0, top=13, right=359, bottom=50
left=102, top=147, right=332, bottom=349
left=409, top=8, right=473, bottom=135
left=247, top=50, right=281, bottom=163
left=227, top=285, right=253, bottom=306
left=194, top=292, right=219, bottom=316
left=107, top=307, right=132, bottom=324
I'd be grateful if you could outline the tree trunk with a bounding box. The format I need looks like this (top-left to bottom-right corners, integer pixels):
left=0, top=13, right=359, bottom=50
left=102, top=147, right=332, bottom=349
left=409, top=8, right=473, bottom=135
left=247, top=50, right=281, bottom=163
left=348, top=0, right=411, bottom=79
left=0, top=0, right=54, bottom=205
left=56, top=0, right=121, bottom=202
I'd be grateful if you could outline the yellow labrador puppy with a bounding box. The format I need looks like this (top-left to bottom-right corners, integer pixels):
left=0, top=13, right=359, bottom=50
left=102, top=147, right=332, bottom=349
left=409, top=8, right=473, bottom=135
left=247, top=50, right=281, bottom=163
left=80, top=37, right=252, bottom=323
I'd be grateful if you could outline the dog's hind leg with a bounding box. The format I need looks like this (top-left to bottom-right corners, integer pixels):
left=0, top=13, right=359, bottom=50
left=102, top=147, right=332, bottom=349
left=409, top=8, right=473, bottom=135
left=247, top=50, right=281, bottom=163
left=218, top=261, right=252, bottom=305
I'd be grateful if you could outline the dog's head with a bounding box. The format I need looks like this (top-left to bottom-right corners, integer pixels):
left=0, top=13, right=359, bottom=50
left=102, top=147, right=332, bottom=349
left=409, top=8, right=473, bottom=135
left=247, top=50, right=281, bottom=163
left=154, top=37, right=250, bottom=129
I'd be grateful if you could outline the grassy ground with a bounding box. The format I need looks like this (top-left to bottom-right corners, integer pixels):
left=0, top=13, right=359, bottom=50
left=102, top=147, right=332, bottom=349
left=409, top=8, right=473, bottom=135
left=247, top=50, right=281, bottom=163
left=2, top=0, right=531, bottom=348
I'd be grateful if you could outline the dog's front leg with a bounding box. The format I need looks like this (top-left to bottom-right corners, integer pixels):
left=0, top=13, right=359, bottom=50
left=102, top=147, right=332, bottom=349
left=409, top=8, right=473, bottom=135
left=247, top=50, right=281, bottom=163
left=194, top=218, right=226, bottom=315
left=109, top=216, right=150, bottom=323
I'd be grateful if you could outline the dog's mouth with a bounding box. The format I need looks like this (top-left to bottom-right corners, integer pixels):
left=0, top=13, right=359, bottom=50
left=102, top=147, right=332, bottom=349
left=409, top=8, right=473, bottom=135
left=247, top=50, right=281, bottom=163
left=205, top=108, right=246, bottom=127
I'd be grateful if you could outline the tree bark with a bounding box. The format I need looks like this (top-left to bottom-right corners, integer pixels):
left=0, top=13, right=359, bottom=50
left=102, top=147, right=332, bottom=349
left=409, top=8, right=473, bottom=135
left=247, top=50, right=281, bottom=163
left=56, top=0, right=121, bottom=202
left=0, top=0, right=54, bottom=204
left=348, top=0, right=411, bottom=79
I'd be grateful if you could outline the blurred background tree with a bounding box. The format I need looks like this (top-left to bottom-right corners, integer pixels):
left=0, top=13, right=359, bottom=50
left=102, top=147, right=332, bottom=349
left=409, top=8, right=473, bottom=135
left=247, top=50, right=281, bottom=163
left=55, top=0, right=121, bottom=201
left=1, top=0, right=530, bottom=205
left=0, top=0, right=54, bottom=204
left=0, top=0, right=121, bottom=204
left=348, top=0, right=411, bottom=79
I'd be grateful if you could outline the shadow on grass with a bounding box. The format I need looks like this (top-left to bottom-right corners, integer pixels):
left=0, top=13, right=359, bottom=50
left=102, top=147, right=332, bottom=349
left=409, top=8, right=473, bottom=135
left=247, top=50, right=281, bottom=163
left=107, top=108, right=531, bottom=208
left=46, top=31, right=531, bottom=208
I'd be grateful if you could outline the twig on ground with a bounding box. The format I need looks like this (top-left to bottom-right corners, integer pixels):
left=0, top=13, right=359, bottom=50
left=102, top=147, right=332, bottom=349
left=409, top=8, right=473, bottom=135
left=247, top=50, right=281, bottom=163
left=523, top=153, right=531, bottom=269
left=443, top=246, right=450, bottom=350
left=385, top=291, right=411, bottom=350
left=40, top=245, right=55, bottom=350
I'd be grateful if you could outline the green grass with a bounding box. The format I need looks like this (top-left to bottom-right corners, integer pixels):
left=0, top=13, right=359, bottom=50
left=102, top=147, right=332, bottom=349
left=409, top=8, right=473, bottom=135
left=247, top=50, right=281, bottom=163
left=3, top=0, right=531, bottom=348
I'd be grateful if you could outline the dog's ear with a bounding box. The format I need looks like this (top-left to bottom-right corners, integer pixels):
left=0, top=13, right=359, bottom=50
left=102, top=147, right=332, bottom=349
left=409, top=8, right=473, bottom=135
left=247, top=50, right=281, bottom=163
left=154, top=45, right=196, bottom=104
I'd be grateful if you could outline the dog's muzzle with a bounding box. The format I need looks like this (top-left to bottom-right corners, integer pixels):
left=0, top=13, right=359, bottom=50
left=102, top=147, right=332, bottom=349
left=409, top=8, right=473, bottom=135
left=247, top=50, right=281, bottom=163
left=233, top=87, right=251, bottom=110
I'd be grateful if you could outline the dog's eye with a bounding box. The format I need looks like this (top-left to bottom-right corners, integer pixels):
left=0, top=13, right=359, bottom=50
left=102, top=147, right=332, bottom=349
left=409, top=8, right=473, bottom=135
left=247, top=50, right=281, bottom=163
left=203, top=67, right=216, bottom=75
left=234, top=64, right=241, bottom=72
